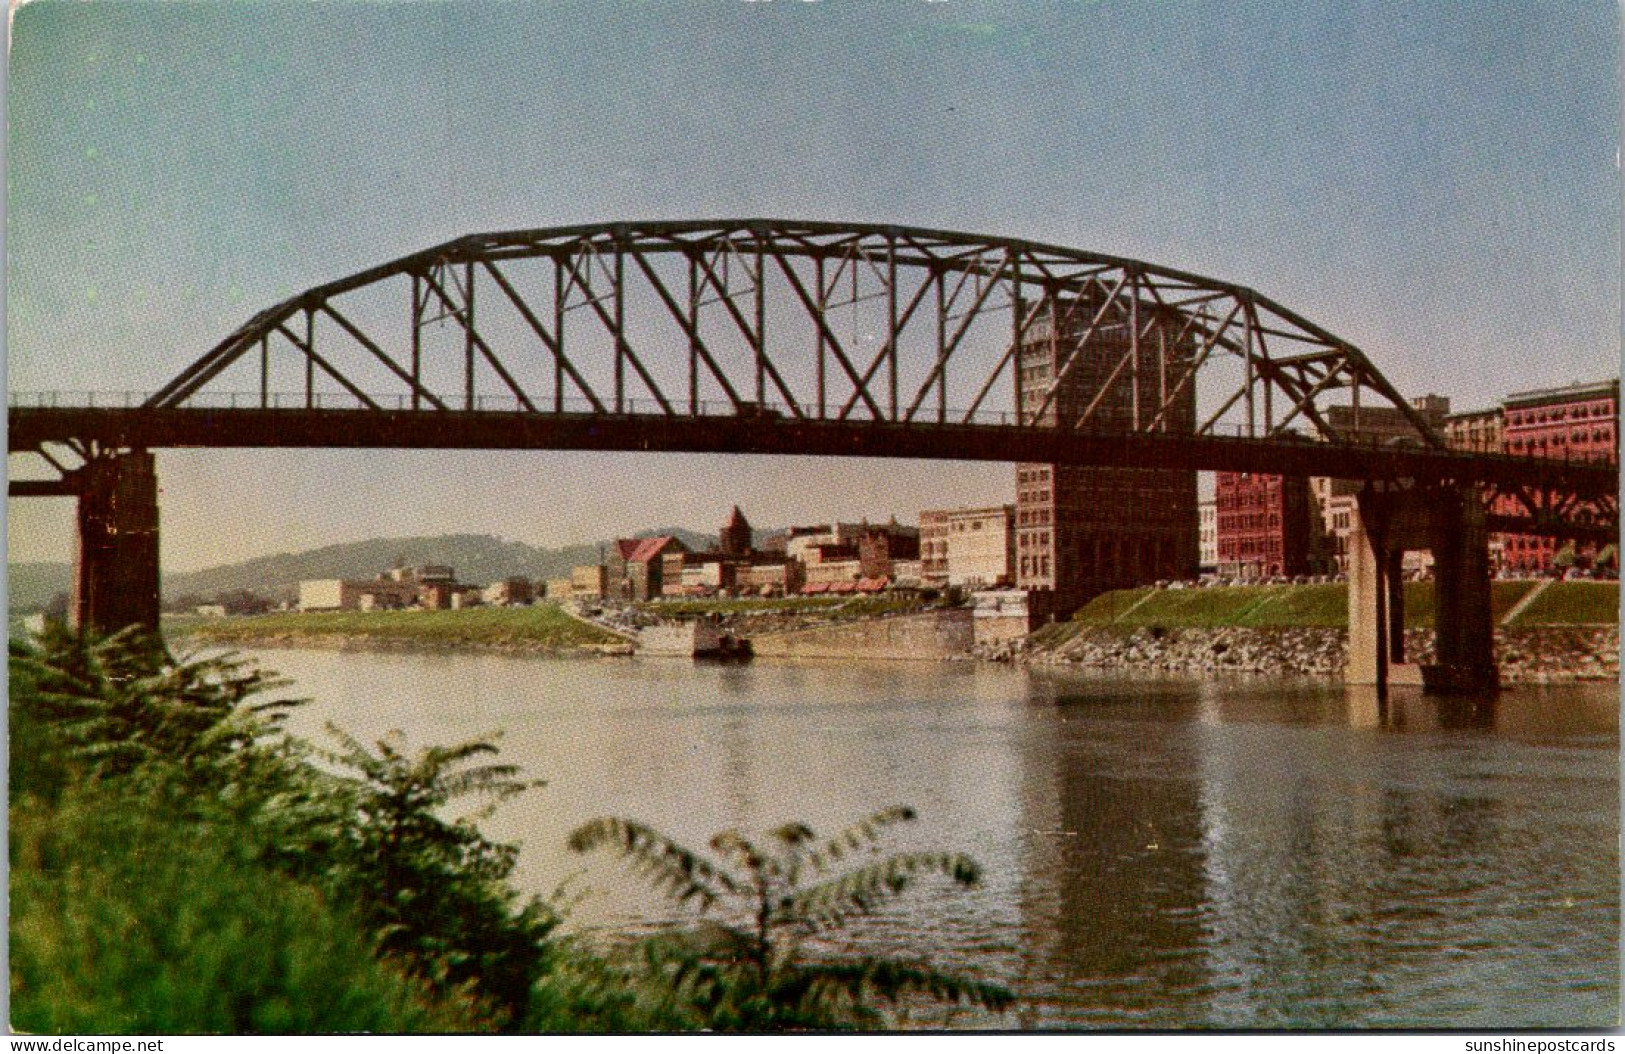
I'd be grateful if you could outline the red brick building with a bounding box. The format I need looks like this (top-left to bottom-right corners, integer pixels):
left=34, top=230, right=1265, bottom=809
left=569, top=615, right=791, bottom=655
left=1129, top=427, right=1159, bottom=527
left=1498, top=380, right=1618, bottom=573
left=1214, top=472, right=1317, bottom=579
left=608, top=536, right=687, bottom=600
left=1014, top=295, right=1199, bottom=615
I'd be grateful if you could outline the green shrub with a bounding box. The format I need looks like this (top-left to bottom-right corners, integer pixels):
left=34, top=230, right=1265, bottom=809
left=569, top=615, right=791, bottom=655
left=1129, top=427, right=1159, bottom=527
left=10, top=787, right=489, bottom=1034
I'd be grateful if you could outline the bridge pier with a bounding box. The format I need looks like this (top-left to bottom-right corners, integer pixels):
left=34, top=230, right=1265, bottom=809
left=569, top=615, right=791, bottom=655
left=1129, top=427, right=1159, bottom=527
left=1346, top=484, right=1497, bottom=695
left=70, top=451, right=161, bottom=638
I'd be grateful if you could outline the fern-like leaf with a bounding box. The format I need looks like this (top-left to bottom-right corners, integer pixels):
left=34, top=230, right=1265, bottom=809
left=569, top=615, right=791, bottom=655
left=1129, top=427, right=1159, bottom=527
left=569, top=817, right=740, bottom=908
left=776, top=852, right=981, bottom=931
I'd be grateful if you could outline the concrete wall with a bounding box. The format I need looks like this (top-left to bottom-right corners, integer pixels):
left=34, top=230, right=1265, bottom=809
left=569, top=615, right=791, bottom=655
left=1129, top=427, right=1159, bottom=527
left=751, top=608, right=973, bottom=661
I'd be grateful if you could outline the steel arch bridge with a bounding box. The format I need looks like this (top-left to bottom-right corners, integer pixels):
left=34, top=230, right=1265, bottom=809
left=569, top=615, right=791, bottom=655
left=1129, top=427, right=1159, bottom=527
left=8, top=219, right=1618, bottom=541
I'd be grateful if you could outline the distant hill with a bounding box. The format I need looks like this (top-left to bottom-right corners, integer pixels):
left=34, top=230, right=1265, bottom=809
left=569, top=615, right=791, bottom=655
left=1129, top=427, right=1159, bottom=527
left=8, top=562, right=72, bottom=615
left=7, top=526, right=794, bottom=613
left=161, top=535, right=602, bottom=605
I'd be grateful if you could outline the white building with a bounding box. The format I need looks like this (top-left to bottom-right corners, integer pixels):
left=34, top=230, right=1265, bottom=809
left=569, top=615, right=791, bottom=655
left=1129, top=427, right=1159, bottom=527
left=1198, top=499, right=1218, bottom=573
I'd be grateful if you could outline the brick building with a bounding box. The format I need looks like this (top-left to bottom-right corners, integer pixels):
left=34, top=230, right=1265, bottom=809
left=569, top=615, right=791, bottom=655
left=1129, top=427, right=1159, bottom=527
left=856, top=520, right=921, bottom=580
left=1443, top=407, right=1503, bottom=454
left=1014, top=296, right=1198, bottom=614
left=608, top=536, right=687, bottom=601
left=1498, top=379, right=1618, bottom=573
left=1214, top=472, right=1317, bottom=579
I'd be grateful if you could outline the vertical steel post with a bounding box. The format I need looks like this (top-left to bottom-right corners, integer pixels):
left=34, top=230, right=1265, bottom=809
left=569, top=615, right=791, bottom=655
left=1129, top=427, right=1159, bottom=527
left=464, top=262, right=476, bottom=411
left=754, top=240, right=767, bottom=407
left=410, top=275, right=423, bottom=412
left=1010, top=255, right=1024, bottom=429
left=1254, top=304, right=1272, bottom=433
left=815, top=255, right=827, bottom=418
left=553, top=257, right=566, bottom=413
left=259, top=335, right=269, bottom=408
left=614, top=247, right=626, bottom=414
left=688, top=254, right=700, bottom=416
left=936, top=269, right=947, bottom=423
left=1243, top=297, right=1255, bottom=437
left=1129, top=270, right=1141, bottom=431
left=887, top=234, right=898, bottom=421
left=304, top=307, right=315, bottom=409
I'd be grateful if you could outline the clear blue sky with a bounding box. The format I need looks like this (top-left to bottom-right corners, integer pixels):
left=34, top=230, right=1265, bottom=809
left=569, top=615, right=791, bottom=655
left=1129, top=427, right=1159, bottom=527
left=7, top=0, right=1619, bottom=571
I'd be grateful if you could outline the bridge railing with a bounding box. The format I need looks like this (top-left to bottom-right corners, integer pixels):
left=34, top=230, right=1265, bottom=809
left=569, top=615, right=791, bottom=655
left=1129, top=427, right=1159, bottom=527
left=6, top=391, right=1619, bottom=468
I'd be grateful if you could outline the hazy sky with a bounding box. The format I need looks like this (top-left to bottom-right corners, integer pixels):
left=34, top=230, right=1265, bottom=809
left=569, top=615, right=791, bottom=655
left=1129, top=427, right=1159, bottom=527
left=7, top=0, right=1619, bottom=571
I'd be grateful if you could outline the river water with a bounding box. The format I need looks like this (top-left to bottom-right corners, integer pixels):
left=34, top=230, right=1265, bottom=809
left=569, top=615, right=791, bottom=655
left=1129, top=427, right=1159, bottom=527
left=245, top=648, right=1619, bottom=1029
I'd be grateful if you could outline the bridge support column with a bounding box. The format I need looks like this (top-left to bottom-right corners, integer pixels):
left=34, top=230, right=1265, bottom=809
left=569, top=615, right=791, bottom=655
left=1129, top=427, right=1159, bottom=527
left=1346, top=503, right=1390, bottom=691
left=71, top=451, right=161, bottom=638
left=1426, top=489, right=1498, bottom=694
left=1346, top=484, right=1496, bottom=695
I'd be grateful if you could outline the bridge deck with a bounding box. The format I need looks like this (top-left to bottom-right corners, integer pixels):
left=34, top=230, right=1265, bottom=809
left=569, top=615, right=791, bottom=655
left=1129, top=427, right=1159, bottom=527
left=11, top=404, right=1614, bottom=499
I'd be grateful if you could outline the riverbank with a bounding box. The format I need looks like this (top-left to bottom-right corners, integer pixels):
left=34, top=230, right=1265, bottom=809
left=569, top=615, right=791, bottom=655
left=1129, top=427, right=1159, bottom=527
left=1005, top=624, right=1618, bottom=684
left=1002, top=580, right=1619, bottom=682
left=170, top=605, right=630, bottom=655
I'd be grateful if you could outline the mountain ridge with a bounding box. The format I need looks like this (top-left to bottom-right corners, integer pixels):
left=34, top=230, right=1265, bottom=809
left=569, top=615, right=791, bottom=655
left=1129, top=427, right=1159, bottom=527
left=7, top=526, right=787, bottom=613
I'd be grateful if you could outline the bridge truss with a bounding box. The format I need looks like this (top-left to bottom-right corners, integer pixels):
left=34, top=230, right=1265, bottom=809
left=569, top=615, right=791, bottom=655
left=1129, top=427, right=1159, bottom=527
left=10, top=220, right=1617, bottom=540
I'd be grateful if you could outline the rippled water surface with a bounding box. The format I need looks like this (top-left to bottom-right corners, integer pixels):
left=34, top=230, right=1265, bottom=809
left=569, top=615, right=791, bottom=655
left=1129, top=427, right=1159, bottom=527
left=252, top=649, right=1619, bottom=1029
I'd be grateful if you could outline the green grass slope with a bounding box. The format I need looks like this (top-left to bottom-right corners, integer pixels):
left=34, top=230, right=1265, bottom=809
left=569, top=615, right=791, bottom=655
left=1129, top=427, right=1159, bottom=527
left=1066, top=580, right=1604, bottom=631
left=174, top=604, right=622, bottom=650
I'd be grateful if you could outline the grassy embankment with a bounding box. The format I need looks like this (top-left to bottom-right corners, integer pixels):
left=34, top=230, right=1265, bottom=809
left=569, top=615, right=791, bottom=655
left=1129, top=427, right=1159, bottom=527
left=171, top=603, right=623, bottom=650
left=1032, top=581, right=1617, bottom=648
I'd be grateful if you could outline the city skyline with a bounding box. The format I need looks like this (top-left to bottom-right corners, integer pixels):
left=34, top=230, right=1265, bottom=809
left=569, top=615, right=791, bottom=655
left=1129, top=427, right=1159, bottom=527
left=8, top=1, right=1618, bottom=572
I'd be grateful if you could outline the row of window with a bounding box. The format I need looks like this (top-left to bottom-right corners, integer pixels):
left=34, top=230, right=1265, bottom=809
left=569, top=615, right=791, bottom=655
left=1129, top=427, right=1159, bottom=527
left=1505, top=401, right=1615, bottom=428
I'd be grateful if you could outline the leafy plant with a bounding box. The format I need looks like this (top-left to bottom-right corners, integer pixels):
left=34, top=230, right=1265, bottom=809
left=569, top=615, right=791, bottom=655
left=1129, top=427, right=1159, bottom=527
left=566, top=808, right=1014, bottom=1029
left=9, top=624, right=304, bottom=786
left=319, top=726, right=558, bottom=1028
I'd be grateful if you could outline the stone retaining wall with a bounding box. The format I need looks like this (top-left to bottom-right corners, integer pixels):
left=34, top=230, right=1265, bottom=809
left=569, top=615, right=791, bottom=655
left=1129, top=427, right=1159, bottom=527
left=1013, top=624, right=1617, bottom=683
left=751, top=608, right=973, bottom=661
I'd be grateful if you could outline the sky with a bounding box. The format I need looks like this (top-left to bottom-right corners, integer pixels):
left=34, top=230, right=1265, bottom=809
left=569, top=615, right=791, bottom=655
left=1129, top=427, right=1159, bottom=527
left=6, top=0, right=1619, bottom=572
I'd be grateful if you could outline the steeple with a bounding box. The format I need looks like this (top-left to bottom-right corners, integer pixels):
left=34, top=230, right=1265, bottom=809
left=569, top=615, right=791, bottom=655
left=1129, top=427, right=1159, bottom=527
left=720, top=505, right=753, bottom=556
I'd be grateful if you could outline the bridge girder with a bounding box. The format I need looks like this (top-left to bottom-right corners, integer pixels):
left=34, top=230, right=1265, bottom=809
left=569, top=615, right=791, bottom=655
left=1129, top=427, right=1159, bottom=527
left=11, top=220, right=1614, bottom=543
left=138, top=219, right=1445, bottom=449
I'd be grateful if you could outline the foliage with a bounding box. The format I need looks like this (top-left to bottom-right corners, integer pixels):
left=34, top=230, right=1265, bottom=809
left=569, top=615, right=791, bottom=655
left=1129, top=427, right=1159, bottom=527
left=316, top=726, right=558, bottom=1027
left=9, top=627, right=553, bottom=1033
left=10, top=783, right=489, bottom=1034
left=565, top=809, right=1014, bottom=1029
left=9, top=623, right=304, bottom=787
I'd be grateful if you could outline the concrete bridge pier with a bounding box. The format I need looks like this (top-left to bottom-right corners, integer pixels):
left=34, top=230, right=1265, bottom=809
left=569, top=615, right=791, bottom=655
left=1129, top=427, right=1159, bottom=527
left=1346, top=483, right=1497, bottom=695
left=70, top=450, right=161, bottom=638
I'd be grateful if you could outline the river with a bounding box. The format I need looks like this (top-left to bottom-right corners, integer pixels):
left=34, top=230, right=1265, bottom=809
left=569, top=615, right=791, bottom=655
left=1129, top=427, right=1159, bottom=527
left=244, top=647, right=1619, bottom=1029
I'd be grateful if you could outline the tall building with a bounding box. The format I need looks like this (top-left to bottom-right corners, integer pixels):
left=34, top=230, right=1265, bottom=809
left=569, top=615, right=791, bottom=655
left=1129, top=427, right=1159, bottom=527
left=1014, top=295, right=1199, bottom=614
left=1214, top=473, right=1318, bottom=579
left=1498, top=379, right=1618, bottom=573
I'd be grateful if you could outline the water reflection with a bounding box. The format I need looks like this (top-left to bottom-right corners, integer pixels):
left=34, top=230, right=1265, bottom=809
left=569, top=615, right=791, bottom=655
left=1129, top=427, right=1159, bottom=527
left=251, top=649, right=1617, bottom=1029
